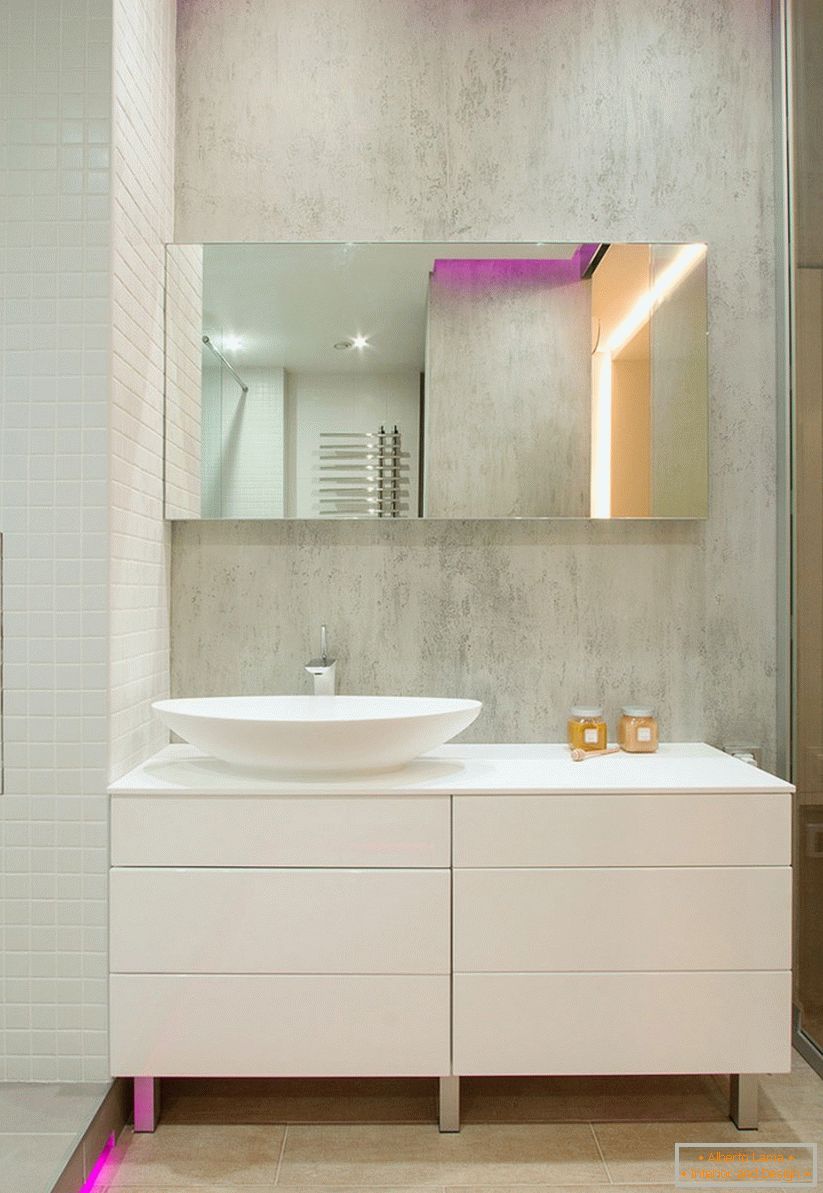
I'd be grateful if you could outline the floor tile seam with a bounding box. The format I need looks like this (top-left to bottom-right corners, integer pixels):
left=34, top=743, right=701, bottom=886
left=273, top=1120, right=289, bottom=1186
left=588, top=1119, right=615, bottom=1184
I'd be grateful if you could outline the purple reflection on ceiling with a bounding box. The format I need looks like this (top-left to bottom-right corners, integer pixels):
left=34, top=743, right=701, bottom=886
left=575, top=242, right=600, bottom=275
left=432, top=242, right=600, bottom=288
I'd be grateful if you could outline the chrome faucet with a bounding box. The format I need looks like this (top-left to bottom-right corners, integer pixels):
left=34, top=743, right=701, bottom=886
left=305, top=624, right=337, bottom=695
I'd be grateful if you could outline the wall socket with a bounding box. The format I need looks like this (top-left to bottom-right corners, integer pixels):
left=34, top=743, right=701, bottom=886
left=723, top=743, right=762, bottom=768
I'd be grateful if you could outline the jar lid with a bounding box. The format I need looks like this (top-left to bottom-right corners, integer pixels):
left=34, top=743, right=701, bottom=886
left=569, top=705, right=603, bottom=718
left=621, top=706, right=655, bottom=717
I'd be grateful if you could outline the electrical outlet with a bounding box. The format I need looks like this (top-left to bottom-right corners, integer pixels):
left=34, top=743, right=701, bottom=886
left=722, top=743, right=762, bottom=768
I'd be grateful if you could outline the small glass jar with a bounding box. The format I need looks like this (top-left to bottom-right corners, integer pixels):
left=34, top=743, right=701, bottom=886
left=619, top=706, right=659, bottom=753
left=567, top=706, right=607, bottom=752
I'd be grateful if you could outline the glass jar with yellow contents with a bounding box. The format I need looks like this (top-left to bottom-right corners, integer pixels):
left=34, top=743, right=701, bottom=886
left=618, top=706, right=659, bottom=753
left=567, top=706, right=607, bottom=752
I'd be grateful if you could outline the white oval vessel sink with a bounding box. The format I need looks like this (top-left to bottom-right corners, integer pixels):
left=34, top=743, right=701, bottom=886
left=152, top=695, right=482, bottom=775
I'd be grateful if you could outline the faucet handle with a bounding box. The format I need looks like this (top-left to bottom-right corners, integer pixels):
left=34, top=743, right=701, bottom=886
left=306, top=625, right=337, bottom=696
left=306, top=623, right=335, bottom=671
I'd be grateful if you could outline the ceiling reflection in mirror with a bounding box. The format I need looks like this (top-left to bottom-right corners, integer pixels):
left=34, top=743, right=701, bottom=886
left=164, top=241, right=708, bottom=520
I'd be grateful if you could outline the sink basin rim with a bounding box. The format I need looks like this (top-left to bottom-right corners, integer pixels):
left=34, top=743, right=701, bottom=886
left=151, top=695, right=483, bottom=774
left=153, top=695, right=482, bottom=723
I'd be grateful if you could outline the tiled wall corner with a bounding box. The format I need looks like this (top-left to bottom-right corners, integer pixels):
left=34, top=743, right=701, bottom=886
left=109, top=0, right=176, bottom=779
left=0, top=0, right=112, bottom=1082
left=165, top=243, right=202, bottom=518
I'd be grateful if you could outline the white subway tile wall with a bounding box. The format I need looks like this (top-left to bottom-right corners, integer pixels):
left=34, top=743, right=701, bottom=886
left=0, top=0, right=112, bottom=1081
left=109, top=0, right=175, bottom=776
left=164, top=244, right=203, bottom=518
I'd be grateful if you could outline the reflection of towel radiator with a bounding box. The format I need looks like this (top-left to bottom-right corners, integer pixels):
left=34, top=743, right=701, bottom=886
left=317, top=426, right=409, bottom=517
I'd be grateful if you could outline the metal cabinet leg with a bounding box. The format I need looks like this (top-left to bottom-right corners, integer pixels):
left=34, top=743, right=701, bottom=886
left=439, top=1075, right=460, bottom=1133
left=730, top=1074, right=759, bottom=1129
left=133, top=1077, right=161, bottom=1132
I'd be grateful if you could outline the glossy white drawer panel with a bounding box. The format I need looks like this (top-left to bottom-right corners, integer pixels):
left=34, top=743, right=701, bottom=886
left=453, top=971, right=792, bottom=1075
left=110, top=974, right=450, bottom=1077
left=454, top=793, right=790, bottom=868
left=111, top=867, right=450, bottom=974
left=111, top=795, right=450, bottom=867
left=454, top=867, right=791, bottom=972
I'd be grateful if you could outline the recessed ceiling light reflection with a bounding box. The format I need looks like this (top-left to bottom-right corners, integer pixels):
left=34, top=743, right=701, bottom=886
left=221, top=334, right=243, bottom=353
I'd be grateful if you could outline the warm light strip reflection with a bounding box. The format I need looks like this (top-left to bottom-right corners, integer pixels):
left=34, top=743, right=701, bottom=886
left=605, top=242, right=706, bottom=356
left=591, top=242, right=707, bottom=517
left=591, top=351, right=612, bottom=518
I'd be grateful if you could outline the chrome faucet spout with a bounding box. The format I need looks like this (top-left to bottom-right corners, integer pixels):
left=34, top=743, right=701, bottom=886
left=305, top=624, right=337, bottom=695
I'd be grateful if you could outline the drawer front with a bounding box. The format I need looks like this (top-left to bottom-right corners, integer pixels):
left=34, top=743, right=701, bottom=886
left=111, top=867, right=450, bottom=974
left=453, top=971, right=792, bottom=1075
left=111, top=795, right=450, bottom=867
left=454, top=793, right=790, bottom=867
left=454, top=867, right=791, bottom=972
left=110, top=974, right=450, bottom=1077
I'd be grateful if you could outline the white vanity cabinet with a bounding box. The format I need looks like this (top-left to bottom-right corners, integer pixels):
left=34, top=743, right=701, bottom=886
left=109, top=789, right=452, bottom=1123
left=109, top=743, right=793, bottom=1134
left=452, top=793, right=791, bottom=1078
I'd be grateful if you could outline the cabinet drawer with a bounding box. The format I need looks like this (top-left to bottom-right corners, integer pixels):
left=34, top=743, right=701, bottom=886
left=453, top=971, right=791, bottom=1075
left=454, top=867, right=791, bottom=972
left=111, top=795, right=449, bottom=867
left=454, top=794, right=790, bottom=867
left=111, top=867, right=450, bottom=974
left=110, top=974, right=450, bottom=1076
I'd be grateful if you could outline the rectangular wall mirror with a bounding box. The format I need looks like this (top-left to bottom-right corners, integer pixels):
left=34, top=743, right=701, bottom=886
left=164, top=241, right=708, bottom=520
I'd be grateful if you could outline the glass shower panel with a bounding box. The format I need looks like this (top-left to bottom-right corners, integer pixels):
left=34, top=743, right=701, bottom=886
left=200, top=341, right=224, bottom=517
left=792, top=0, right=823, bottom=1060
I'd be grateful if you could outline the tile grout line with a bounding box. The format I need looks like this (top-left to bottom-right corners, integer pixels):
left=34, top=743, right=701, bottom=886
left=273, top=1121, right=288, bottom=1186
left=589, top=1118, right=615, bottom=1184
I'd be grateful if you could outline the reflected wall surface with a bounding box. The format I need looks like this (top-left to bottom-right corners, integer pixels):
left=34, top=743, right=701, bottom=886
left=164, top=241, right=709, bottom=520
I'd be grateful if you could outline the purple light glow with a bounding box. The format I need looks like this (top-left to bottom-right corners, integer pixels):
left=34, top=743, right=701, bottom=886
left=432, top=242, right=601, bottom=288
left=575, top=242, right=600, bottom=275
left=77, top=1133, right=115, bottom=1193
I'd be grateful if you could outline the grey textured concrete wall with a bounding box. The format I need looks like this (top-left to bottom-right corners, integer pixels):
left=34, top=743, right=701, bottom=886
left=172, top=0, right=779, bottom=763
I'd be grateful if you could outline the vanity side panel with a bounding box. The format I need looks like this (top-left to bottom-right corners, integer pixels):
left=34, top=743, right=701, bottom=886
left=110, top=974, right=451, bottom=1076
left=453, top=971, right=792, bottom=1075
left=111, top=794, right=450, bottom=867
left=453, top=793, right=791, bottom=867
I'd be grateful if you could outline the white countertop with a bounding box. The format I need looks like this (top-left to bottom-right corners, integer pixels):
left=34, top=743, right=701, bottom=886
left=109, top=742, right=794, bottom=797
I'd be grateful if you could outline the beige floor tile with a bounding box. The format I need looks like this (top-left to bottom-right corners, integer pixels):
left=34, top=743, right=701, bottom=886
left=104, top=1124, right=286, bottom=1186
left=278, top=1122, right=607, bottom=1186
left=758, top=1119, right=823, bottom=1144
left=462, top=1076, right=728, bottom=1124
left=758, top=1071, right=823, bottom=1121
left=593, top=1120, right=820, bottom=1185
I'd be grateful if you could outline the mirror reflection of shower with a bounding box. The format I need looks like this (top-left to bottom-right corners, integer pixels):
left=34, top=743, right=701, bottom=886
left=200, top=331, right=287, bottom=518
left=202, top=334, right=248, bottom=394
